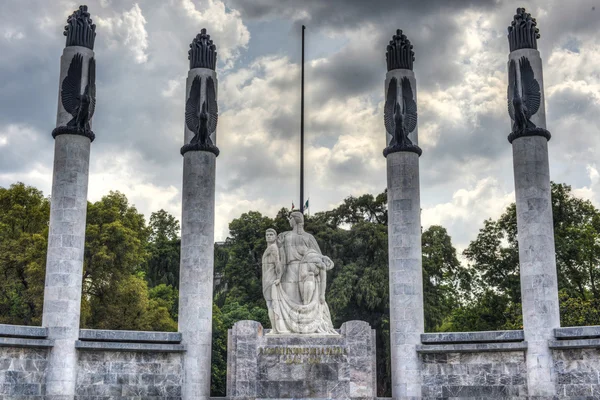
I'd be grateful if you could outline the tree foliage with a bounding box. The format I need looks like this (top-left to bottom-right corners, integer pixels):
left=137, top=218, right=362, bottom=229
left=0, top=185, right=179, bottom=331
left=146, top=210, right=181, bottom=288
left=447, top=182, right=600, bottom=330
left=422, top=225, right=469, bottom=332
left=0, top=183, right=49, bottom=325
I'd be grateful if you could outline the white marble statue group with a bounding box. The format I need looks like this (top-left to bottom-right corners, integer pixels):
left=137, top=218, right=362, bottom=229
left=261, top=211, right=337, bottom=334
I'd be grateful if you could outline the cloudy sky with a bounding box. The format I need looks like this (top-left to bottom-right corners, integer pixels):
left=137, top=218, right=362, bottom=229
left=1, top=0, right=599, bottom=251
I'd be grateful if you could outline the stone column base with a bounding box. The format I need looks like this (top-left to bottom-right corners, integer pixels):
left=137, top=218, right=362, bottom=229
left=227, top=320, right=376, bottom=399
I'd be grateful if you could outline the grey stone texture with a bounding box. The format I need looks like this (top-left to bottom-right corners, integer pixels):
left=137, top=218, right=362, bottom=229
left=512, top=135, right=559, bottom=397
left=421, top=330, right=524, bottom=344
left=44, top=103, right=92, bottom=398
left=0, top=337, right=53, bottom=348
left=75, top=350, right=183, bottom=399
left=0, top=324, right=48, bottom=339
left=386, top=150, right=424, bottom=399
left=550, top=339, right=600, bottom=350
left=79, top=329, right=182, bottom=343
left=420, top=349, right=528, bottom=399
left=417, top=342, right=528, bottom=354
left=0, top=347, right=49, bottom=399
left=553, top=348, right=600, bottom=398
left=555, top=326, right=600, bottom=340
left=179, top=150, right=217, bottom=400
left=227, top=320, right=376, bottom=399
left=75, top=341, right=185, bottom=353
left=509, top=45, right=558, bottom=400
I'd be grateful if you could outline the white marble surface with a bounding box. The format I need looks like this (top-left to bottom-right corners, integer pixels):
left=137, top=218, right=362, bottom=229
left=262, top=213, right=337, bottom=335
left=43, top=132, right=91, bottom=398
left=512, top=134, right=560, bottom=397
left=386, top=151, right=424, bottom=399
left=178, top=150, right=216, bottom=400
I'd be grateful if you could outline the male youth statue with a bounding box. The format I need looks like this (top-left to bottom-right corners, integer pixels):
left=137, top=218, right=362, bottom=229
left=261, top=228, right=288, bottom=333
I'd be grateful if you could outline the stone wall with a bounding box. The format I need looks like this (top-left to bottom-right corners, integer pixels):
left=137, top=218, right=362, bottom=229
left=551, top=326, right=600, bottom=398
left=74, top=329, right=184, bottom=399
left=0, top=347, right=49, bottom=399
left=7, top=322, right=600, bottom=399
left=418, top=330, right=528, bottom=399
left=0, top=325, right=184, bottom=400
left=0, top=325, right=51, bottom=399
left=420, top=350, right=527, bottom=398
left=552, top=348, right=600, bottom=398
left=75, top=350, right=183, bottom=398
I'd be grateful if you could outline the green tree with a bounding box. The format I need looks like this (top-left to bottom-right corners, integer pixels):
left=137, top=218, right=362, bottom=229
left=145, top=209, right=181, bottom=288
left=0, top=183, right=49, bottom=325
left=451, top=182, right=600, bottom=330
left=443, top=290, right=522, bottom=331
left=149, top=283, right=179, bottom=321
left=87, top=273, right=177, bottom=331
left=422, top=225, right=470, bottom=332
left=81, top=191, right=178, bottom=330
left=559, top=290, right=600, bottom=326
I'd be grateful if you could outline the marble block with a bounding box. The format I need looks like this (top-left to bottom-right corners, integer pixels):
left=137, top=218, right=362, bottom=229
left=227, top=320, right=376, bottom=399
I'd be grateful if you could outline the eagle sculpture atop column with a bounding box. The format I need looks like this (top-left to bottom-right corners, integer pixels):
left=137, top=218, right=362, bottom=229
left=506, top=8, right=550, bottom=143
left=383, top=30, right=421, bottom=157
left=181, top=29, right=220, bottom=156
left=52, top=5, right=97, bottom=141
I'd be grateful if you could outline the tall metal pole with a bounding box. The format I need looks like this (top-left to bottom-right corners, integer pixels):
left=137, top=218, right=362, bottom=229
left=300, top=24, right=305, bottom=213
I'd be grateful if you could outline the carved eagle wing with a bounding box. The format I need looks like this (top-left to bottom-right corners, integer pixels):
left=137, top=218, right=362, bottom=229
left=61, top=53, right=83, bottom=116
left=384, top=77, right=398, bottom=137
left=507, top=59, right=516, bottom=121
left=85, top=57, right=96, bottom=120
left=401, top=77, right=417, bottom=134
left=519, top=56, right=540, bottom=118
left=206, top=76, right=218, bottom=135
left=185, top=75, right=202, bottom=134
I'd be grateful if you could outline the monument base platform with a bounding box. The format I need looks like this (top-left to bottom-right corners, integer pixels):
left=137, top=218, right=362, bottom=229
left=227, top=320, right=376, bottom=399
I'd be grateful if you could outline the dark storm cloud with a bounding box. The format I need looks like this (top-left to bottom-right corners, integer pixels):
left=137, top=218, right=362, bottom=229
left=226, top=0, right=498, bottom=28
left=548, top=87, right=597, bottom=118
left=0, top=125, right=53, bottom=174
left=546, top=87, right=600, bottom=163
left=419, top=112, right=512, bottom=188
left=0, top=2, right=66, bottom=132
left=266, top=110, right=301, bottom=140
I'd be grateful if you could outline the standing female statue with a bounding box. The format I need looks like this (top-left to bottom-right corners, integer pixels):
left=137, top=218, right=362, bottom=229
left=261, top=212, right=336, bottom=334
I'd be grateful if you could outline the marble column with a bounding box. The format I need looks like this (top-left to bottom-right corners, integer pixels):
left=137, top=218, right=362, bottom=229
left=42, top=6, right=96, bottom=399
left=507, top=8, right=559, bottom=398
left=178, top=29, right=219, bottom=400
left=384, top=30, right=424, bottom=399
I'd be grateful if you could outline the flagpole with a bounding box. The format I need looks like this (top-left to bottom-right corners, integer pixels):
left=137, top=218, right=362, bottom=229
left=300, top=24, right=305, bottom=214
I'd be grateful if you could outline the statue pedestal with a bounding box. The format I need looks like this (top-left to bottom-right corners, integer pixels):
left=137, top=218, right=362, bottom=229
left=227, top=320, right=376, bottom=399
